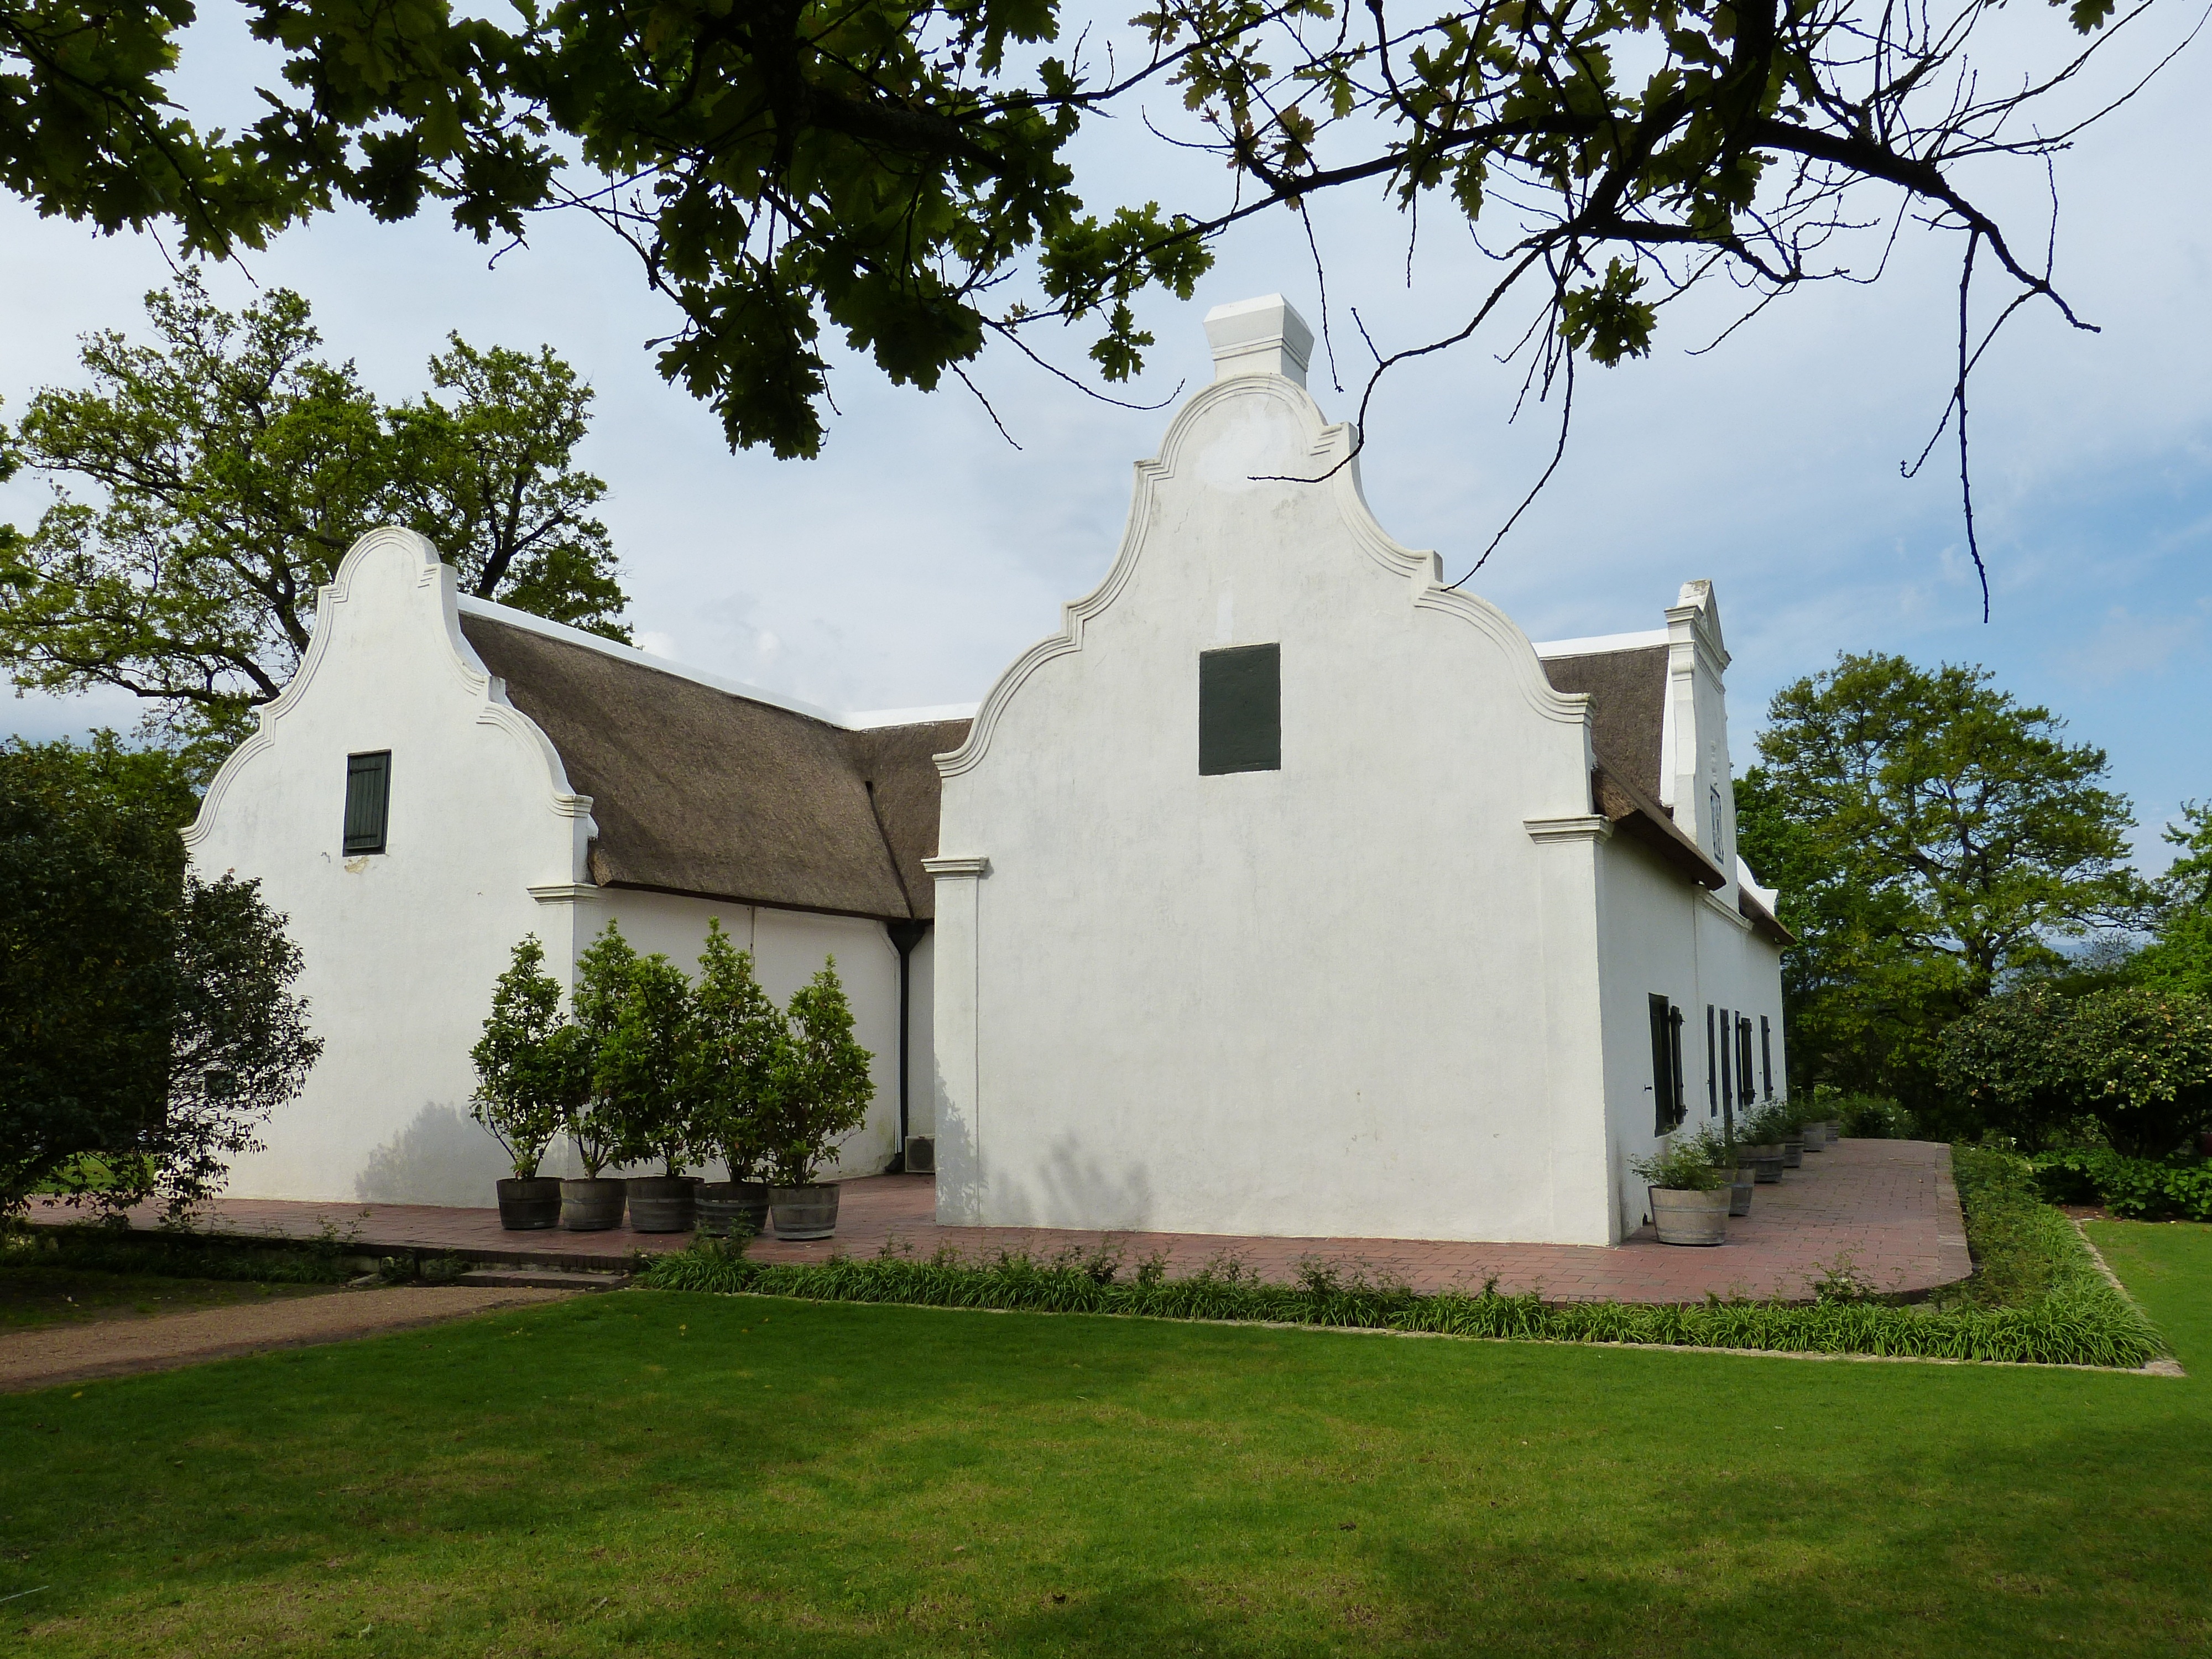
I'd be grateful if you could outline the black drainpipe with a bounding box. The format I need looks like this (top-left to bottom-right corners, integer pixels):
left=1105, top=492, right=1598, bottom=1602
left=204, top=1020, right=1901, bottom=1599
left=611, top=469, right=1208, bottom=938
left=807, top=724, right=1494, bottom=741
left=886, top=921, right=927, bottom=1172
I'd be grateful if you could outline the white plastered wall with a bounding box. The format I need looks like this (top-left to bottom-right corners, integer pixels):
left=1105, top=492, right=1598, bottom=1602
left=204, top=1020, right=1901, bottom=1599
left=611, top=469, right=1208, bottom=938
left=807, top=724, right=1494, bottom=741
left=930, top=303, right=1623, bottom=1246
left=187, top=528, right=910, bottom=1203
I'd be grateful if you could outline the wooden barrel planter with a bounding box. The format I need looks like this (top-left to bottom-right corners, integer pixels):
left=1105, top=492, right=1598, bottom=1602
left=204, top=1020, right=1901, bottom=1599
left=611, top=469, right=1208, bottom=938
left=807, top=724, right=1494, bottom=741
left=1648, top=1186, right=1730, bottom=1246
left=495, top=1177, right=563, bottom=1231
left=770, top=1183, right=841, bottom=1240
left=1727, top=1167, right=1755, bottom=1217
left=697, top=1181, right=771, bottom=1239
left=1781, top=1138, right=1805, bottom=1169
left=560, top=1177, right=627, bottom=1232
left=1744, top=1147, right=1785, bottom=1183
left=626, top=1176, right=699, bottom=1233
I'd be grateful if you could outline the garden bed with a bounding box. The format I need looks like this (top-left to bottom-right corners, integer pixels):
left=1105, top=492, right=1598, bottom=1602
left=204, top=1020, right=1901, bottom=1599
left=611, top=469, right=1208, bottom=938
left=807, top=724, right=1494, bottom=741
left=639, top=1145, right=2167, bottom=1369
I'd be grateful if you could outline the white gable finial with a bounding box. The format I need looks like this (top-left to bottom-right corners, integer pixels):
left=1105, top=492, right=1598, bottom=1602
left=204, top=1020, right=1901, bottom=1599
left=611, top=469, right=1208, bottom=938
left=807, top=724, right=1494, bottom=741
left=1203, top=294, right=1314, bottom=386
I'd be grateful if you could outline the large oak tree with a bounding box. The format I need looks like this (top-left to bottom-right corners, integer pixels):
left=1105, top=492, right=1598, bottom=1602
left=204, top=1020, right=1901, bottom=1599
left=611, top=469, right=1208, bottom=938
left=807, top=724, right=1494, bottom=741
left=0, top=0, right=2182, bottom=519
left=0, top=277, right=627, bottom=769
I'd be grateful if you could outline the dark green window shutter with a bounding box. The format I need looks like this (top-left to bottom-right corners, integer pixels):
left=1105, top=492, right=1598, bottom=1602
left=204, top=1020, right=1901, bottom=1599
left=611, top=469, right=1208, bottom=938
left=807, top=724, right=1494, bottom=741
left=1668, top=1006, right=1687, bottom=1126
left=1647, top=994, right=1673, bottom=1136
left=1760, top=1015, right=1774, bottom=1100
left=1706, top=1005, right=1718, bottom=1114
left=1199, top=644, right=1280, bottom=775
left=343, top=751, right=391, bottom=854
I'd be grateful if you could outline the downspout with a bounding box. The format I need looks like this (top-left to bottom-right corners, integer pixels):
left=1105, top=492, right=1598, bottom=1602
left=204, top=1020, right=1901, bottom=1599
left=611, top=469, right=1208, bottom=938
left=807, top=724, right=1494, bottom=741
left=864, top=775, right=926, bottom=1175
left=887, top=921, right=927, bottom=1171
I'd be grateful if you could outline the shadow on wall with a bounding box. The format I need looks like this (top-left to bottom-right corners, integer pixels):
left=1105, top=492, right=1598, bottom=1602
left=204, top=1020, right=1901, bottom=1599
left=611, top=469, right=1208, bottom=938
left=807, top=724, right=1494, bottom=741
left=1030, top=1130, right=1158, bottom=1232
left=354, top=1104, right=512, bottom=1206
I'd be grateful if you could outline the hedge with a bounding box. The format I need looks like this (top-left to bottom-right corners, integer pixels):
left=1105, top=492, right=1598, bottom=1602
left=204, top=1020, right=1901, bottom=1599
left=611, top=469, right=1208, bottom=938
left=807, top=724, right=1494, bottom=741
left=2031, top=1149, right=2212, bottom=1222
left=640, top=1147, right=2165, bottom=1369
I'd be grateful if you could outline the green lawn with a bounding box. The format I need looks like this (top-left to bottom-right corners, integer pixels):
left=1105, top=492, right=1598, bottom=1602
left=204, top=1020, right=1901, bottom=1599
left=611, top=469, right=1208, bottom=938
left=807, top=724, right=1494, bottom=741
left=4, top=1227, right=2210, bottom=1657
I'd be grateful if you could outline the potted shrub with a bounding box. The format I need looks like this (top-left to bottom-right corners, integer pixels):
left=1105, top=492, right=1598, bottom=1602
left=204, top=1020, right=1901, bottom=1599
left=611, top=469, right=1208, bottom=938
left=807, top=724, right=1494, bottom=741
left=1738, top=1103, right=1788, bottom=1183
left=560, top=923, right=635, bottom=1230
left=1696, top=1126, right=1754, bottom=1218
left=469, top=936, right=568, bottom=1229
left=765, top=958, right=876, bottom=1239
left=594, top=930, right=701, bottom=1233
left=1796, top=1102, right=1828, bottom=1154
left=688, top=921, right=781, bottom=1240
left=1630, top=1137, right=1730, bottom=1245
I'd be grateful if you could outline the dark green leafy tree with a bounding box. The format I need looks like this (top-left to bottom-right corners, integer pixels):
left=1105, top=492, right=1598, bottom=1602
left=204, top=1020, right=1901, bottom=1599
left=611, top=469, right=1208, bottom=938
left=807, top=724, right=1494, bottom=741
left=597, top=947, right=698, bottom=1178
left=0, top=0, right=2161, bottom=502
left=687, top=919, right=786, bottom=1185
left=768, top=957, right=875, bottom=1187
left=1737, top=653, right=2145, bottom=1114
left=1942, top=984, right=2212, bottom=1156
left=0, top=735, right=320, bottom=1218
left=0, top=278, right=627, bottom=771
left=468, top=934, right=575, bottom=1180
left=565, top=920, right=638, bottom=1178
left=2131, top=804, right=2212, bottom=1000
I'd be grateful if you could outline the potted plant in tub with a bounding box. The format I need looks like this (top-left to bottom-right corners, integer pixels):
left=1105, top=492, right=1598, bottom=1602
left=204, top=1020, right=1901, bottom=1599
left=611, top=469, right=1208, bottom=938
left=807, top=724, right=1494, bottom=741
left=469, top=936, right=569, bottom=1229
left=765, top=958, right=875, bottom=1240
left=561, top=923, right=637, bottom=1230
left=1738, top=1103, right=1789, bottom=1182
left=1697, top=1126, right=1754, bottom=1218
left=595, top=930, right=701, bottom=1233
left=1631, top=1137, right=1730, bottom=1245
left=688, top=921, right=782, bottom=1240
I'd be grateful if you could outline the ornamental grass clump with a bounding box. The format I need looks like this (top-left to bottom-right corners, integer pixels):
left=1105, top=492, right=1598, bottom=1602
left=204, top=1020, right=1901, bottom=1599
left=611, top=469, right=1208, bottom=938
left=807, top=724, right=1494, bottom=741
left=641, top=1144, right=2168, bottom=1370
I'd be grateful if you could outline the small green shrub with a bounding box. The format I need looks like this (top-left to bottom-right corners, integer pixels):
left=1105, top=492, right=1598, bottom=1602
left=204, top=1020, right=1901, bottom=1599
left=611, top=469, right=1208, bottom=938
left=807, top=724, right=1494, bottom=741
left=2029, top=1149, right=2212, bottom=1222
left=1821, top=1091, right=1912, bottom=1139
left=1630, top=1137, right=1726, bottom=1192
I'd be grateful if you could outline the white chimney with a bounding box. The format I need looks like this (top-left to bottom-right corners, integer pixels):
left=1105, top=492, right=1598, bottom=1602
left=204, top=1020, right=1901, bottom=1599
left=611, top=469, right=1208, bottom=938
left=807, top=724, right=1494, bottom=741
left=1202, top=294, right=1314, bottom=386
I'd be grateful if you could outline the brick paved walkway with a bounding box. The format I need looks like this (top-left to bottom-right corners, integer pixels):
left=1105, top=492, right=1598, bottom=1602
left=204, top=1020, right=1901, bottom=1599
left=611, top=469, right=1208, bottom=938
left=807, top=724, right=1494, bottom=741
left=28, top=1139, right=1970, bottom=1305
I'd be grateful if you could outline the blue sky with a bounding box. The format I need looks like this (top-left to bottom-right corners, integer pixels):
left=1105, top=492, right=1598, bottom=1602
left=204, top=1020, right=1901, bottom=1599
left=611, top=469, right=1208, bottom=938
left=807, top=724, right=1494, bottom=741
left=3, top=3, right=2208, bottom=871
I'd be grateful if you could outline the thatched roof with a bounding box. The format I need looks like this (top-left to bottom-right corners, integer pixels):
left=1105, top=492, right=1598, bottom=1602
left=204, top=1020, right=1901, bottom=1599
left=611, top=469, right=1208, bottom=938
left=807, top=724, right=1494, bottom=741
left=458, top=609, right=968, bottom=921
left=1540, top=644, right=1669, bottom=799
left=1541, top=640, right=1743, bottom=898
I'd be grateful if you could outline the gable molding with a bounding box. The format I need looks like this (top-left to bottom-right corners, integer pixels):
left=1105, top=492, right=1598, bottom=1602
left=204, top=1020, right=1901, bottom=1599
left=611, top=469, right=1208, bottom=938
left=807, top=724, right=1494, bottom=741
left=935, top=375, right=1589, bottom=782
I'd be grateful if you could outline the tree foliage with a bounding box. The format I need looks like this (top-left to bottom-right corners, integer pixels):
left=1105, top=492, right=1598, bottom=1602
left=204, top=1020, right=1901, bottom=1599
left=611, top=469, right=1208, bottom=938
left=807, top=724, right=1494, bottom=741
left=769, top=957, right=875, bottom=1187
left=468, top=934, right=589, bottom=1180
left=688, top=919, right=787, bottom=1184
left=0, top=277, right=626, bottom=769
left=1942, top=983, right=2212, bottom=1156
left=1736, top=651, right=2143, bottom=1110
left=2131, top=803, right=2212, bottom=1000
left=0, top=735, right=320, bottom=1218
left=0, top=0, right=2168, bottom=476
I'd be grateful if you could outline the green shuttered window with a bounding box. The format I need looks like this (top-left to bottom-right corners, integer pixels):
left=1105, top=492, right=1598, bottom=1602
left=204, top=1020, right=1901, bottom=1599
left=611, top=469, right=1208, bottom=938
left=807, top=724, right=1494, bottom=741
left=343, top=751, right=391, bottom=854
left=1199, top=644, right=1281, bottom=775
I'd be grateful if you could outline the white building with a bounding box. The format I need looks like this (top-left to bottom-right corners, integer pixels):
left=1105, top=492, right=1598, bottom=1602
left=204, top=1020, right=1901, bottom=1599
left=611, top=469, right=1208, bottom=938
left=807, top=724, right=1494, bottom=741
left=186, top=294, right=1787, bottom=1244
left=185, top=528, right=966, bottom=1203
left=926, top=296, right=1788, bottom=1247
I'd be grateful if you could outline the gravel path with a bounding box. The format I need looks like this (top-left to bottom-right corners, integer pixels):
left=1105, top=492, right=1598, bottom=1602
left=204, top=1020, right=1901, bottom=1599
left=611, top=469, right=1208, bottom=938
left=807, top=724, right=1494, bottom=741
left=0, top=1286, right=579, bottom=1392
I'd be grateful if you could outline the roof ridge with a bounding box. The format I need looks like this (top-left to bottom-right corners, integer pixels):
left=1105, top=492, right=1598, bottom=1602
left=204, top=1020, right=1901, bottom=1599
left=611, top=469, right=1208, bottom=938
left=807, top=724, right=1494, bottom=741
left=455, top=594, right=975, bottom=733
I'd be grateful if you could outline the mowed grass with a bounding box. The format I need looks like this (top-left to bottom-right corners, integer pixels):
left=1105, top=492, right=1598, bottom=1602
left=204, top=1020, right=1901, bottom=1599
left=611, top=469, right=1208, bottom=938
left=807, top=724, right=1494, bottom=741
left=4, top=1229, right=2211, bottom=1658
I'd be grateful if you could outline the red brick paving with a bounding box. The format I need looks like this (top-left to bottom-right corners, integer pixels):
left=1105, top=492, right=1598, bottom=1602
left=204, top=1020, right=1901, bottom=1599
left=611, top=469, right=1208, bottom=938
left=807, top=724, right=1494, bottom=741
left=28, top=1139, right=1969, bottom=1305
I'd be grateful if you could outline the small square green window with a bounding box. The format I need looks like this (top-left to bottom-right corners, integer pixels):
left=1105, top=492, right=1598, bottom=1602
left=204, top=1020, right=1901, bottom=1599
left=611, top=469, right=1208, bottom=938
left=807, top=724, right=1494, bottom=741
left=343, top=751, right=390, bottom=854
left=1199, top=644, right=1280, bottom=775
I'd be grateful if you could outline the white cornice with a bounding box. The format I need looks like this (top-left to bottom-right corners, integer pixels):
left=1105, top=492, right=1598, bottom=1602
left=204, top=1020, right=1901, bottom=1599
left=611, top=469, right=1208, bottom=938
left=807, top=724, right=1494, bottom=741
left=922, top=855, right=992, bottom=879
left=1525, top=816, right=1614, bottom=845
